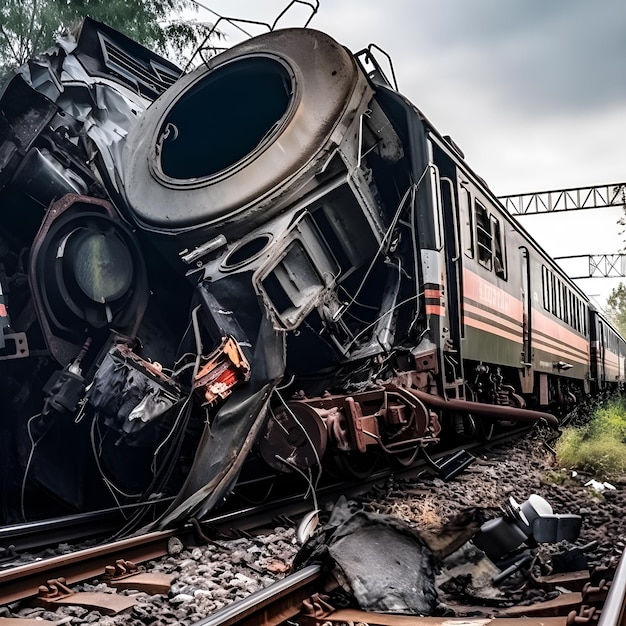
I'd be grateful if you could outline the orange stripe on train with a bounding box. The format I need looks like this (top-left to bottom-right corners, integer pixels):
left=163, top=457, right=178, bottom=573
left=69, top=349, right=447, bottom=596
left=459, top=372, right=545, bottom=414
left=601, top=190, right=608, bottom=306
left=532, top=331, right=589, bottom=360
left=532, top=339, right=589, bottom=365
left=463, top=268, right=523, bottom=319
left=426, top=305, right=446, bottom=316
left=532, top=309, right=589, bottom=353
left=464, top=316, right=523, bottom=344
left=463, top=302, right=522, bottom=334
left=424, top=289, right=443, bottom=299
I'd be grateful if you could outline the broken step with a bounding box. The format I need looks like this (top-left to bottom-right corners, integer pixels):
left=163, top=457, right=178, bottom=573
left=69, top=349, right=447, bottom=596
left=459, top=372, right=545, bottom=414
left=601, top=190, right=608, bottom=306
left=422, top=448, right=476, bottom=481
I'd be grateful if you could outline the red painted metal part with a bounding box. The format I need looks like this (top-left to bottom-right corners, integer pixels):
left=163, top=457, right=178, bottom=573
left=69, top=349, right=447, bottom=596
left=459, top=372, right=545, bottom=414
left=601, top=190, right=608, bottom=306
left=408, top=388, right=560, bottom=428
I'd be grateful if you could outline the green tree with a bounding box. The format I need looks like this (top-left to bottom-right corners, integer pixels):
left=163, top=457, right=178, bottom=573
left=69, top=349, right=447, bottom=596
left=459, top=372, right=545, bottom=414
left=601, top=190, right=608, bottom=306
left=606, top=282, right=626, bottom=337
left=0, top=0, right=216, bottom=73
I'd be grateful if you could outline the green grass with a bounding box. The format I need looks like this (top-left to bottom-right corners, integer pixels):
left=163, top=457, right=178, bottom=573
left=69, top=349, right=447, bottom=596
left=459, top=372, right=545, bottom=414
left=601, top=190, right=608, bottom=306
left=556, top=397, right=626, bottom=480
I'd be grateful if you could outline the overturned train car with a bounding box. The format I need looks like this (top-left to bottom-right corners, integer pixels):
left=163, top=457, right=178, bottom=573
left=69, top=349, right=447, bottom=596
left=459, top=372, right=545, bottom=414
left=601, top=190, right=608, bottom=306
left=0, top=19, right=613, bottom=528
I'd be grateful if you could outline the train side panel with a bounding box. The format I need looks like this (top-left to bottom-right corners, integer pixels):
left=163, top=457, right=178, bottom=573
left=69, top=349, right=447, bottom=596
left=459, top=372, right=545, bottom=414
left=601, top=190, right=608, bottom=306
left=589, top=305, right=626, bottom=391
left=431, top=134, right=590, bottom=406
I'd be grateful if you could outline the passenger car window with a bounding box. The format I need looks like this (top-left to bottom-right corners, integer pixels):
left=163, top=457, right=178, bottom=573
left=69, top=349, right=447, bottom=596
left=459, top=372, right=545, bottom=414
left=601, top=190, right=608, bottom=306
left=461, top=187, right=474, bottom=259
left=474, top=200, right=492, bottom=270
left=542, top=266, right=549, bottom=310
left=473, top=199, right=506, bottom=279
left=491, top=216, right=506, bottom=279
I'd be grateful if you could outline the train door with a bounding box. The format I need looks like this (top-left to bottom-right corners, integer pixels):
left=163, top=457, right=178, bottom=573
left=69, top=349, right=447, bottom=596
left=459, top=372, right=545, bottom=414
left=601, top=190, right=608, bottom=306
left=439, top=174, right=465, bottom=394
left=600, top=322, right=607, bottom=386
left=519, top=247, right=533, bottom=393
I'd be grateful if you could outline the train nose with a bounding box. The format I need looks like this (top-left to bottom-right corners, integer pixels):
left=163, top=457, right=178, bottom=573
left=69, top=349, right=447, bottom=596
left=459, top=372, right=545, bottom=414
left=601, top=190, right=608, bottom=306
left=121, top=28, right=373, bottom=241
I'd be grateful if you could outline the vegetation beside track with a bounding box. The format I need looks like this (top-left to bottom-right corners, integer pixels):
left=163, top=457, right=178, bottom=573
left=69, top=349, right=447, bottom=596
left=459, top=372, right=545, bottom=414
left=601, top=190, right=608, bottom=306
left=556, top=396, right=626, bottom=479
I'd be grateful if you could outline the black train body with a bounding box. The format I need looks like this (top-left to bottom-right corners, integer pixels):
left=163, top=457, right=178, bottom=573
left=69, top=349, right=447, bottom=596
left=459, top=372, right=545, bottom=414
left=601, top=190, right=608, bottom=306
left=0, top=19, right=623, bottom=527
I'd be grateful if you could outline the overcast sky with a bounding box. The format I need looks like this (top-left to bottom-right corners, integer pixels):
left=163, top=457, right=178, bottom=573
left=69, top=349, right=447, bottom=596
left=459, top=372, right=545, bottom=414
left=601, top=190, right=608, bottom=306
left=193, top=0, right=625, bottom=194
left=191, top=0, right=626, bottom=303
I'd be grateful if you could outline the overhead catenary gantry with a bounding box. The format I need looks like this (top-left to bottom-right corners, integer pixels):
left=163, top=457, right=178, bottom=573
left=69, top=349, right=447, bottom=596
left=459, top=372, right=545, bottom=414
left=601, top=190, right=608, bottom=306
left=499, top=182, right=626, bottom=215
left=553, top=254, right=626, bottom=279
left=498, top=182, right=626, bottom=281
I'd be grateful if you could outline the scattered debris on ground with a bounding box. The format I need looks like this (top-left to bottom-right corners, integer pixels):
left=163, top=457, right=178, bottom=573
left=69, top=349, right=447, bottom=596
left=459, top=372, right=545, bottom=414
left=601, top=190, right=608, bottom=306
left=3, top=427, right=626, bottom=624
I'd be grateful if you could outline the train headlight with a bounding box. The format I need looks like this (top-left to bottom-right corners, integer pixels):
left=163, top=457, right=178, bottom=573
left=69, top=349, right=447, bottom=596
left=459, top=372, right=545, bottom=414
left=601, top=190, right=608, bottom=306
left=67, top=230, right=134, bottom=304
left=29, top=195, right=148, bottom=364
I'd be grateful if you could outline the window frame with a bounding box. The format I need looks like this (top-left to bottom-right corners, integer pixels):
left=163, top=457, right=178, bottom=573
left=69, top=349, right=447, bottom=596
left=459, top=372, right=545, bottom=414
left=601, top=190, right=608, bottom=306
left=474, top=199, right=493, bottom=270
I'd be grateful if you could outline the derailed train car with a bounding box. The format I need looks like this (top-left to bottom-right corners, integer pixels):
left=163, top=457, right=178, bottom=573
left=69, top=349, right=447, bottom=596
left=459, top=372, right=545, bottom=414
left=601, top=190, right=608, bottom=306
left=0, top=19, right=621, bottom=528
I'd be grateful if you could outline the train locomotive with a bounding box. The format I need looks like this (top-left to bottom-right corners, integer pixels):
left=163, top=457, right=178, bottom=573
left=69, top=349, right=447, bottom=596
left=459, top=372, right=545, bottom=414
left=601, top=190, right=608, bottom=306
left=0, top=18, right=624, bottom=529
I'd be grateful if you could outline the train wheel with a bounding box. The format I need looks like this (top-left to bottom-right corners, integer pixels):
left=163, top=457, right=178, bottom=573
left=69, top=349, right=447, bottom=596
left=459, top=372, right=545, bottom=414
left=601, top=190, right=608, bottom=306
left=331, top=450, right=381, bottom=481
left=258, top=404, right=327, bottom=473
left=464, top=384, right=495, bottom=440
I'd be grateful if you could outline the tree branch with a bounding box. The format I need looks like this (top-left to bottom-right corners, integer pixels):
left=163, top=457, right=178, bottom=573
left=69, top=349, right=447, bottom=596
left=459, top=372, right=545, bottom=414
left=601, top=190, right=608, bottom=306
left=0, top=22, right=22, bottom=66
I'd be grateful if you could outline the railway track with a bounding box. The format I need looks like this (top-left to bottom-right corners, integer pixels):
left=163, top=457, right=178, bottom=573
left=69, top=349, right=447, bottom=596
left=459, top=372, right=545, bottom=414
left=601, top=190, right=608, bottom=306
left=5, top=549, right=625, bottom=626
left=191, top=550, right=626, bottom=626
left=4, top=424, right=619, bottom=626
left=0, top=427, right=534, bottom=608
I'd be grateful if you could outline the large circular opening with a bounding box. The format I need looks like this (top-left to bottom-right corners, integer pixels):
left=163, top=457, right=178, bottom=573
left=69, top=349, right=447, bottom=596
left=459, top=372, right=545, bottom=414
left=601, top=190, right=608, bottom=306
left=222, top=234, right=272, bottom=269
left=158, top=57, right=293, bottom=180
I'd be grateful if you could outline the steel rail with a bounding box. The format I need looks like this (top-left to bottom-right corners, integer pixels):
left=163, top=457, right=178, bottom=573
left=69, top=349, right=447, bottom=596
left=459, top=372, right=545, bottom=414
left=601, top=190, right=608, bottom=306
left=0, top=530, right=173, bottom=605
left=192, top=564, right=322, bottom=626
left=597, top=548, right=626, bottom=626
left=0, top=495, right=177, bottom=553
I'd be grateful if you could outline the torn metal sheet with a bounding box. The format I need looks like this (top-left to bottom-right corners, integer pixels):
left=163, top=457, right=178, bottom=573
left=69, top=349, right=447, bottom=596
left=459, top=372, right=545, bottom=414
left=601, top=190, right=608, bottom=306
left=296, top=498, right=438, bottom=615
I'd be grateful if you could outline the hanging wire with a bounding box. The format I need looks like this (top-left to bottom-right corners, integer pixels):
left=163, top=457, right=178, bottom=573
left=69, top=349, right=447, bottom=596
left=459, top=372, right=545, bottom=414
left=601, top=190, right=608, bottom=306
left=234, top=476, right=277, bottom=505
left=90, top=416, right=140, bottom=519
left=108, top=303, right=206, bottom=538
left=332, top=163, right=430, bottom=325
left=151, top=304, right=203, bottom=475
left=274, top=389, right=322, bottom=472
left=331, top=183, right=414, bottom=323
left=337, top=284, right=379, bottom=311
left=20, top=413, right=42, bottom=522
left=273, top=389, right=323, bottom=509
left=275, top=455, right=319, bottom=511
left=343, top=292, right=422, bottom=353
left=276, top=373, right=295, bottom=391
left=185, top=1, right=319, bottom=71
